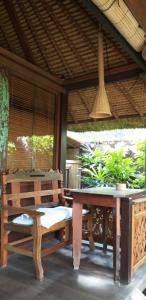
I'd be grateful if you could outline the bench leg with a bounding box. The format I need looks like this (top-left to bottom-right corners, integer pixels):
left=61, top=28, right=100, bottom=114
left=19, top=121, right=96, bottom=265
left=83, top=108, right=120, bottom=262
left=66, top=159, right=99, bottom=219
left=59, top=223, right=70, bottom=243
left=64, top=223, right=69, bottom=242
left=33, top=218, right=44, bottom=281
left=1, top=230, right=8, bottom=267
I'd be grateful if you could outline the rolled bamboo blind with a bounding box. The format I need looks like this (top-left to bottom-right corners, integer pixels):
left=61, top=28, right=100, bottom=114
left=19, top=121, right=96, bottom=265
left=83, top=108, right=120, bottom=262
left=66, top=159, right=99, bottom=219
left=91, top=0, right=144, bottom=52
left=8, top=75, right=55, bottom=170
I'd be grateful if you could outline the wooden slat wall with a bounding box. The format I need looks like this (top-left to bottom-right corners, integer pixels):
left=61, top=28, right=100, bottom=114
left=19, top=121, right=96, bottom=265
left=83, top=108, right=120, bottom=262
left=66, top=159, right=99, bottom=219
left=7, top=75, right=55, bottom=170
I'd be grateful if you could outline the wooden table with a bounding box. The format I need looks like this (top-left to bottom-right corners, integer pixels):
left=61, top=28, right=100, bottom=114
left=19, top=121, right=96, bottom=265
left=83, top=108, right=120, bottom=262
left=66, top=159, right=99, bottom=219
left=72, top=187, right=145, bottom=284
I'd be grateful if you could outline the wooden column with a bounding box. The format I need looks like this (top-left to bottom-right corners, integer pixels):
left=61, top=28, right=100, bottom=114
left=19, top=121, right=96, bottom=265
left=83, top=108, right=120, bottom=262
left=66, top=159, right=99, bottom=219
left=53, top=92, right=68, bottom=186
left=120, top=197, right=132, bottom=284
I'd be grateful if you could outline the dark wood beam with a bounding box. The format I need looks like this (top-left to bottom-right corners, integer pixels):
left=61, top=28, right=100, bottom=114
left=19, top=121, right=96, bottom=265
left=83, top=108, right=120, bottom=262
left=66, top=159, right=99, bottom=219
left=68, top=113, right=145, bottom=125
left=53, top=93, right=68, bottom=185
left=64, top=64, right=141, bottom=91
left=81, top=0, right=146, bottom=72
left=124, top=0, right=146, bottom=33
left=0, top=47, right=65, bottom=94
left=19, top=1, right=51, bottom=73
left=4, top=0, right=35, bottom=64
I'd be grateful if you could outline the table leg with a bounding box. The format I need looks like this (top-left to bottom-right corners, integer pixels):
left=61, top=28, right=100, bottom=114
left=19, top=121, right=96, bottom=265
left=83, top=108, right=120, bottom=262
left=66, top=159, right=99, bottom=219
left=114, top=197, right=121, bottom=280
left=73, top=201, right=83, bottom=270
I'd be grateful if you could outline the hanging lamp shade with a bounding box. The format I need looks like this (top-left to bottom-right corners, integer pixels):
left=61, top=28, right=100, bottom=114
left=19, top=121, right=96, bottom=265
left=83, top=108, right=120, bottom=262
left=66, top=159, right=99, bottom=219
left=89, top=30, right=112, bottom=119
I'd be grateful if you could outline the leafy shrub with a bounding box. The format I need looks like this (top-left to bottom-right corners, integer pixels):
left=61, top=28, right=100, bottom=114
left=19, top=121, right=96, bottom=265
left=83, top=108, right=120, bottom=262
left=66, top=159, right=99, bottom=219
left=79, top=141, right=146, bottom=189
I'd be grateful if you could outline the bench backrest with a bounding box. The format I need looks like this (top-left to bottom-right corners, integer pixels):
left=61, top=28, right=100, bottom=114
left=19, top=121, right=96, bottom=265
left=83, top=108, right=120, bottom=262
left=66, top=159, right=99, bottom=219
left=1, top=170, right=63, bottom=208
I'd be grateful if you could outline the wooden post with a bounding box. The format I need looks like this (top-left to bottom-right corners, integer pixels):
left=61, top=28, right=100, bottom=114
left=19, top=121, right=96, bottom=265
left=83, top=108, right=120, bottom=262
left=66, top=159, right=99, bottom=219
left=1, top=173, right=8, bottom=267
left=120, top=197, right=132, bottom=284
left=53, top=93, right=68, bottom=186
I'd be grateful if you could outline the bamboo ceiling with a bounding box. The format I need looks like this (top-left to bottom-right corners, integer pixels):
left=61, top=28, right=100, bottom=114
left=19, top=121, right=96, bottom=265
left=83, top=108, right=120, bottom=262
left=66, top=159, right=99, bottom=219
left=0, top=0, right=146, bottom=128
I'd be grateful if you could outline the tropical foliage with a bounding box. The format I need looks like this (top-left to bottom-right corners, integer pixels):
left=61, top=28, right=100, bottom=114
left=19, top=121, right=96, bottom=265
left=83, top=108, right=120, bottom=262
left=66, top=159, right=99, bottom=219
left=7, top=141, right=16, bottom=154
left=79, top=140, right=146, bottom=189
left=26, top=135, right=54, bottom=154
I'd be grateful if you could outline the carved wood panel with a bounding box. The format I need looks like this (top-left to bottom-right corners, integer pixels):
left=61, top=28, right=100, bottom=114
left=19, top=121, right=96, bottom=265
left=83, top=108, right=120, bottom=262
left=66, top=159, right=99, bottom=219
left=82, top=206, right=114, bottom=246
left=132, top=200, right=146, bottom=273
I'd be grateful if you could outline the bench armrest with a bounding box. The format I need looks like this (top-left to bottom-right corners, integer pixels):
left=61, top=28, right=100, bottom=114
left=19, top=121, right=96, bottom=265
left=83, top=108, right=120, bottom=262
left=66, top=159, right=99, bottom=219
left=62, top=196, right=73, bottom=201
left=2, top=206, right=45, bottom=217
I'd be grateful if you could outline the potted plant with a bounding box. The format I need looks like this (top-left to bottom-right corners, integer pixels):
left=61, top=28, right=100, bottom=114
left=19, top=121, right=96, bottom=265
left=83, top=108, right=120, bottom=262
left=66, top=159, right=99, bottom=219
left=104, top=150, right=136, bottom=190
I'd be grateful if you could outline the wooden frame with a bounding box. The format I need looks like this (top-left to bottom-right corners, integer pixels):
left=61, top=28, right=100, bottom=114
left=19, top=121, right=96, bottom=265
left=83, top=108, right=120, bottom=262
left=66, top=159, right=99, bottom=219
left=1, top=170, right=93, bottom=280
left=0, top=170, right=71, bottom=280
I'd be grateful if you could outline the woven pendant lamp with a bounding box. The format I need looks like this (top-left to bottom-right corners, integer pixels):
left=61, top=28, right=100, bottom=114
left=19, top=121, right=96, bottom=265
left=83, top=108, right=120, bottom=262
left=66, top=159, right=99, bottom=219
left=89, top=30, right=111, bottom=119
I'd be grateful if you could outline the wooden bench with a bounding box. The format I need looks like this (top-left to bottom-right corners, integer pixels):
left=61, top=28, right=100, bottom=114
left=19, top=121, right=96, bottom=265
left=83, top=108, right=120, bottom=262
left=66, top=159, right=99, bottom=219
left=0, top=170, right=93, bottom=280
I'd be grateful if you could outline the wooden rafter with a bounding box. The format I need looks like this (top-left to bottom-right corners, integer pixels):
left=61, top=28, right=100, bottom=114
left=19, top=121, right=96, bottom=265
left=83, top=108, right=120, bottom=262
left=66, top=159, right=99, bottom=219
left=78, top=1, right=130, bottom=65
left=64, top=63, right=140, bottom=91
left=4, top=0, right=35, bottom=64
left=115, top=82, right=143, bottom=117
left=107, top=102, right=119, bottom=119
left=57, top=1, right=97, bottom=57
left=124, top=0, right=146, bottom=33
left=42, top=1, right=90, bottom=74
left=68, top=113, right=142, bottom=125
left=69, top=111, right=77, bottom=124
left=0, top=26, right=12, bottom=52
left=76, top=91, right=90, bottom=113
left=31, top=0, right=70, bottom=77
left=0, top=47, right=64, bottom=93
left=19, top=1, right=52, bottom=73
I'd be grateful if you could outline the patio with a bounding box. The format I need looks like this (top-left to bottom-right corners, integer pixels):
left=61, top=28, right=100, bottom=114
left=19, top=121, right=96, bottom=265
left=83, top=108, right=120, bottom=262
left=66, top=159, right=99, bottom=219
left=0, top=1, right=146, bottom=299
left=0, top=244, right=146, bottom=300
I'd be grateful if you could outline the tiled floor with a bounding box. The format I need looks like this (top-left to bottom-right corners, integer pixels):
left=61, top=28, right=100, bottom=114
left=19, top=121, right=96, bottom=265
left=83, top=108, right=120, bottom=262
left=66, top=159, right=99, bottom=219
left=0, top=244, right=146, bottom=300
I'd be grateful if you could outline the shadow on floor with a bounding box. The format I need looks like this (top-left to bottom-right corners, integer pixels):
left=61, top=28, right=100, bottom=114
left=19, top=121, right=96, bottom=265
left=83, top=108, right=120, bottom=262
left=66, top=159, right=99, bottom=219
left=0, top=244, right=146, bottom=300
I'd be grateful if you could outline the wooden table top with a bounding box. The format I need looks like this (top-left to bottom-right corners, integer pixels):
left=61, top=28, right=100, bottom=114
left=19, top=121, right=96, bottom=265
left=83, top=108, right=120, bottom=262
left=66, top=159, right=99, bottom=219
left=71, top=187, right=146, bottom=199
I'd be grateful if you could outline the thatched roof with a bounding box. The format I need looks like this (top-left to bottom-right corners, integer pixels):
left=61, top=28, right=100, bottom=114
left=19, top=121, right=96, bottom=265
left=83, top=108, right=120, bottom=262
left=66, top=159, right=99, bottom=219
left=0, top=0, right=146, bottom=128
left=68, top=128, right=146, bottom=143
left=68, top=78, right=146, bottom=128
left=0, top=0, right=134, bottom=79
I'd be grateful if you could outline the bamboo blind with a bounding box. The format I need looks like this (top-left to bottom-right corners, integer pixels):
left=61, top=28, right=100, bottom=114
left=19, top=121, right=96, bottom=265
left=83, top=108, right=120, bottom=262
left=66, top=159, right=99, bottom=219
left=8, top=75, right=55, bottom=170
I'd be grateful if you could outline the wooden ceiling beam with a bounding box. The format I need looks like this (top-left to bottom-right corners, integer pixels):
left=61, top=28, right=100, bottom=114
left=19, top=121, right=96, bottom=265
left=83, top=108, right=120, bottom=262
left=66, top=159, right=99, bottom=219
left=19, top=1, right=52, bottom=73
left=76, top=91, right=90, bottom=113
left=115, top=82, right=144, bottom=117
left=77, top=1, right=130, bottom=65
left=81, top=0, right=146, bottom=72
left=31, top=1, right=70, bottom=77
left=68, top=113, right=145, bottom=125
left=64, top=63, right=141, bottom=91
left=42, top=2, right=90, bottom=74
left=0, top=47, right=65, bottom=94
left=57, top=1, right=97, bottom=57
left=0, top=26, right=12, bottom=52
left=124, top=0, right=146, bottom=33
left=69, top=111, right=77, bottom=124
left=4, top=0, right=35, bottom=64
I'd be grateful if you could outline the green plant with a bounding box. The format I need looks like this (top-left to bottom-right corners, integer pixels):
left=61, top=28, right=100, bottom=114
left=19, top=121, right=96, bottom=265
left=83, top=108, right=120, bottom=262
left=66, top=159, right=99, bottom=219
left=136, top=140, right=146, bottom=170
left=79, top=145, right=107, bottom=187
left=83, top=164, right=107, bottom=185
left=7, top=141, right=16, bottom=154
left=104, top=150, right=136, bottom=185
left=27, top=135, right=53, bottom=154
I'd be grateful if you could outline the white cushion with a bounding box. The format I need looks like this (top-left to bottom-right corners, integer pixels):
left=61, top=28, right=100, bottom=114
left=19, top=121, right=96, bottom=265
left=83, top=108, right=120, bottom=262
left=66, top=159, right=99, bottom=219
left=12, top=206, right=88, bottom=229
